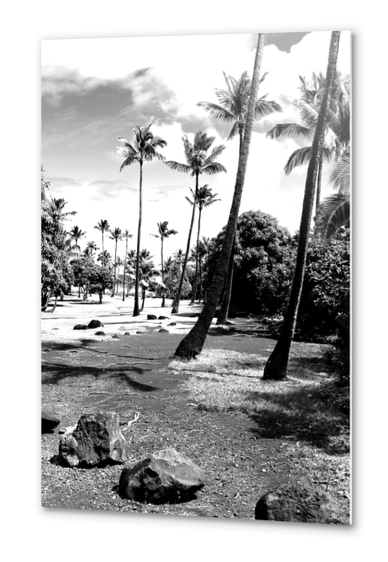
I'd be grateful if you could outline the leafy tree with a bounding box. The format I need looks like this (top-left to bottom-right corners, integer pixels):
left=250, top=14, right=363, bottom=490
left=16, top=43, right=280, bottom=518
left=151, top=221, right=178, bottom=307
left=86, top=265, right=114, bottom=304
left=41, top=167, right=74, bottom=311
left=263, top=31, right=342, bottom=380
left=94, top=220, right=110, bottom=266
left=174, top=34, right=265, bottom=358
left=165, top=132, right=226, bottom=313
left=117, top=124, right=167, bottom=316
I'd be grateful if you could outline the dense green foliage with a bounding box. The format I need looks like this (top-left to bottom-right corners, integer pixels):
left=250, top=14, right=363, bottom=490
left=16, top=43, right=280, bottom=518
left=205, top=210, right=296, bottom=316
left=41, top=168, right=74, bottom=310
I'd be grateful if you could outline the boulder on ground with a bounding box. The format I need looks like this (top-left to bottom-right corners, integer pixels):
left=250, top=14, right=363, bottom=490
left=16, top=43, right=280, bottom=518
left=58, top=412, right=130, bottom=468
left=147, top=314, right=157, bottom=320
left=168, top=322, right=177, bottom=326
left=42, top=406, right=60, bottom=433
left=254, top=483, right=340, bottom=524
left=158, top=315, right=169, bottom=320
left=158, top=328, right=169, bottom=333
left=124, top=332, right=130, bottom=336
left=118, top=448, right=205, bottom=504
left=88, top=319, right=104, bottom=329
left=95, top=331, right=105, bottom=336
left=73, top=324, right=88, bottom=330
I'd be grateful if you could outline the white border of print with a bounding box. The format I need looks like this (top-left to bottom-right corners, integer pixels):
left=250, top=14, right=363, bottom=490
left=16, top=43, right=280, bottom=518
left=2, top=1, right=386, bottom=561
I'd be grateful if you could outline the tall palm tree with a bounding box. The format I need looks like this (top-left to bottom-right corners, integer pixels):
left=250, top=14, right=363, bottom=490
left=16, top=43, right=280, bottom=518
left=94, top=220, right=110, bottom=267
left=263, top=31, right=341, bottom=380
left=165, top=131, right=226, bottom=313
left=174, top=33, right=265, bottom=358
left=187, top=185, right=220, bottom=304
left=198, top=70, right=281, bottom=322
left=109, top=227, right=122, bottom=295
left=151, top=221, right=178, bottom=307
left=267, top=72, right=350, bottom=211
left=121, top=230, right=132, bottom=301
left=69, top=225, right=86, bottom=253
left=117, top=124, right=167, bottom=316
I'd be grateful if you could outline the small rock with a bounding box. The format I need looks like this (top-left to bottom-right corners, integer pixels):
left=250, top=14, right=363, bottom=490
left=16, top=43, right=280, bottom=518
left=136, top=331, right=144, bottom=334
left=124, top=332, right=130, bottom=336
left=158, top=328, right=169, bottom=333
left=158, top=315, right=169, bottom=320
left=73, top=324, right=88, bottom=330
left=147, top=314, right=157, bottom=320
left=168, top=322, right=177, bottom=326
left=58, top=412, right=130, bottom=468
left=88, top=319, right=104, bottom=329
left=118, top=448, right=205, bottom=504
left=111, top=334, right=119, bottom=339
left=254, top=484, right=340, bottom=524
left=42, top=407, right=60, bottom=433
left=95, top=331, right=105, bottom=336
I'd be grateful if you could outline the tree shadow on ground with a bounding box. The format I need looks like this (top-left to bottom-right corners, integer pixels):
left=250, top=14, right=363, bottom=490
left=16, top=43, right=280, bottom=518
left=247, top=381, right=349, bottom=454
left=42, top=362, right=160, bottom=392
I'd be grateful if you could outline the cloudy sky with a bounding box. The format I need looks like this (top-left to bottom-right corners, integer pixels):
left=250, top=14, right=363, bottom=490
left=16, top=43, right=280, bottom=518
left=42, top=30, right=351, bottom=265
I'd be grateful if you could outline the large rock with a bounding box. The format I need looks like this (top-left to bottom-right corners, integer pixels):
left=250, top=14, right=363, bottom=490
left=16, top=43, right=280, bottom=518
left=88, top=319, right=104, bottom=329
left=73, top=324, right=88, bottom=330
left=254, top=484, right=340, bottom=524
left=147, top=314, right=157, bottom=320
left=42, top=406, right=60, bottom=433
left=118, top=448, right=205, bottom=504
left=158, top=316, right=169, bottom=320
left=58, top=412, right=130, bottom=468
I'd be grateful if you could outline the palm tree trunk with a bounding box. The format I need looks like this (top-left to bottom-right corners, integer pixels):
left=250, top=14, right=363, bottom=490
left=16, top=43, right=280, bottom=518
left=217, top=234, right=236, bottom=324
left=315, top=156, right=323, bottom=213
left=171, top=174, right=198, bottom=314
left=133, top=162, right=143, bottom=316
left=102, top=232, right=105, bottom=267
left=161, top=238, right=166, bottom=307
left=263, top=31, right=341, bottom=381
left=174, top=34, right=265, bottom=358
left=113, top=241, right=118, bottom=296
left=191, top=207, right=202, bottom=304
left=123, top=237, right=128, bottom=301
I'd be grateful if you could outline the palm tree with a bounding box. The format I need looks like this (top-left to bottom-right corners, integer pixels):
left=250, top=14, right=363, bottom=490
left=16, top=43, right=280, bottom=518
left=94, top=220, right=110, bottom=267
left=267, top=71, right=350, bottom=211
left=190, top=236, right=210, bottom=302
left=109, top=227, right=122, bottom=295
left=187, top=186, right=220, bottom=304
left=69, top=225, right=86, bottom=254
left=151, top=221, right=178, bottom=307
left=137, top=250, right=162, bottom=311
left=84, top=241, right=99, bottom=260
left=97, top=250, right=112, bottom=269
left=317, top=150, right=350, bottom=237
left=117, top=125, right=167, bottom=316
left=165, top=131, right=226, bottom=313
left=198, top=70, right=281, bottom=322
left=263, top=31, right=341, bottom=380
left=174, top=33, right=265, bottom=358
left=121, top=230, right=132, bottom=301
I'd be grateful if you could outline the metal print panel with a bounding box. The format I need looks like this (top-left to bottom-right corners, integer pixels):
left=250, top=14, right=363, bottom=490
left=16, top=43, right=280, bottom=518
left=41, top=31, right=351, bottom=524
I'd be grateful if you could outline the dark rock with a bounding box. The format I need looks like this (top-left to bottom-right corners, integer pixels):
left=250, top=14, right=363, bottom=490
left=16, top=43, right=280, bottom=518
left=88, top=319, right=104, bottom=329
left=147, top=314, right=157, bottom=320
left=168, top=322, right=177, bottom=326
left=95, top=331, right=105, bottom=336
left=158, top=315, right=169, bottom=320
left=73, top=324, right=88, bottom=330
left=254, top=484, right=340, bottom=524
left=58, top=412, right=130, bottom=468
left=124, top=332, right=130, bottom=336
left=42, top=407, right=60, bottom=433
left=136, top=331, right=144, bottom=334
left=118, top=448, right=205, bottom=504
left=111, top=334, right=119, bottom=339
left=158, top=328, right=169, bottom=333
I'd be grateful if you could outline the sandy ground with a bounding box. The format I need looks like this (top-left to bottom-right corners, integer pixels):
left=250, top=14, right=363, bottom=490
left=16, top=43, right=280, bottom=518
left=41, top=294, right=211, bottom=344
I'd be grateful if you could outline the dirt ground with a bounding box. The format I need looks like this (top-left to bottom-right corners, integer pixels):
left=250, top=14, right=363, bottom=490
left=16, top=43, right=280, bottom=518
left=41, top=294, right=350, bottom=522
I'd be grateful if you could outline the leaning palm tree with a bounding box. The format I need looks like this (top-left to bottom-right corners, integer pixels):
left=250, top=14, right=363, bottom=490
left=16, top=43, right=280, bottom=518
left=174, top=33, right=265, bottom=358
left=109, top=227, right=122, bottom=295
left=94, top=220, right=110, bottom=266
left=263, top=31, right=342, bottom=380
left=117, top=125, right=167, bottom=316
left=198, top=70, right=281, bottom=322
left=187, top=185, right=220, bottom=304
left=121, top=230, right=133, bottom=301
left=151, top=221, right=178, bottom=307
left=165, top=131, right=226, bottom=313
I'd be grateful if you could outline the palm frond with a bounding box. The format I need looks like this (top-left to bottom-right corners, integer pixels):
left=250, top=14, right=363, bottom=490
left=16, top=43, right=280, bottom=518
left=254, top=99, right=282, bottom=119
left=284, top=147, right=312, bottom=174
left=227, top=121, right=240, bottom=141
left=164, top=161, right=191, bottom=174
left=267, top=123, right=313, bottom=140
left=202, top=162, right=227, bottom=175
left=329, top=154, right=350, bottom=192
left=197, top=101, right=235, bottom=122
left=319, top=193, right=350, bottom=238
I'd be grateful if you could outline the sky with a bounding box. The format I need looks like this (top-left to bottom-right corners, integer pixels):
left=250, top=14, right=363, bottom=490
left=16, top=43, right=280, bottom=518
left=41, top=30, right=351, bottom=267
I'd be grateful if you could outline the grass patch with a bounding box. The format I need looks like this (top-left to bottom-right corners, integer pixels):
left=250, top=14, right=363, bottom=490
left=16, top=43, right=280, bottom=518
left=169, top=347, right=349, bottom=454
